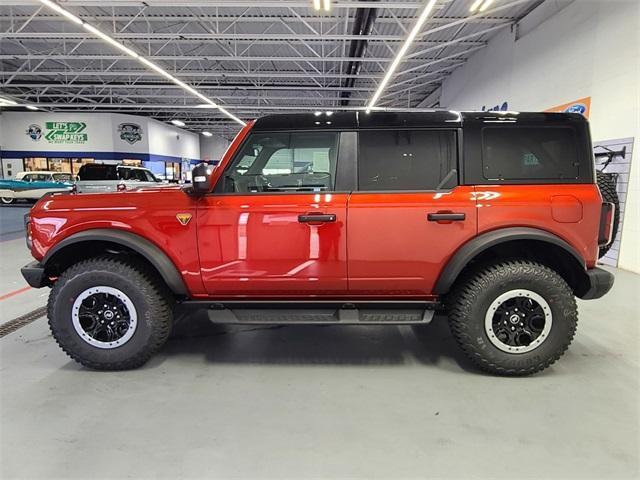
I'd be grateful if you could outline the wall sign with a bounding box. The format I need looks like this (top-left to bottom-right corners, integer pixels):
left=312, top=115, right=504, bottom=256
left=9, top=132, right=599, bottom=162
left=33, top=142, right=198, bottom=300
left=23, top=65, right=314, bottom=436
left=26, top=124, right=42, bottom=141
left=545, top=97, right=591, bottom=118
left=481, top=101, right=509, bottom=112
left=118, top=122, right=143, bottom=144
left=43, top=121, right=88, bottom=144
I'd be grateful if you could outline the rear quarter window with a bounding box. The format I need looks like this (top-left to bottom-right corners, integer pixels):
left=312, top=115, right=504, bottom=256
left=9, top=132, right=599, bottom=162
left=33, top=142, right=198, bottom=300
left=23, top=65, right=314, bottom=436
left=482, top=127, right=580, bottom=181
left=79, top=165, right=118, bottom=181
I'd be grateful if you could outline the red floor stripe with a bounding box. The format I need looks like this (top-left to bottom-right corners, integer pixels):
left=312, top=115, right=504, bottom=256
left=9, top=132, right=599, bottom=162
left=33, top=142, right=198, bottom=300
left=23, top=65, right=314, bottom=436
left=0, top=286, right=32, bottom=301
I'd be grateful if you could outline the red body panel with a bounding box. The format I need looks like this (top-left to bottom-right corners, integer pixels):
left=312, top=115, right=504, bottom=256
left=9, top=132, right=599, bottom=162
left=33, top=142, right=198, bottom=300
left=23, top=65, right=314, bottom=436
left=347, top=187, right=478, bottom=296
left=197, top=193, right=347, bottom=296
left=27, top=120, right=604, bottom=299
left=473, top=184, right=602, bottom=268
left=30, top=187, right=205, bottom=296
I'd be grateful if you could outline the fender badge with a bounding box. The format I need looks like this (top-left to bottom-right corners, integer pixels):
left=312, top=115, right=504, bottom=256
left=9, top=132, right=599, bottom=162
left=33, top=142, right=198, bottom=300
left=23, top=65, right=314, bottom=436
left=176, top=213, right=192, bottom=226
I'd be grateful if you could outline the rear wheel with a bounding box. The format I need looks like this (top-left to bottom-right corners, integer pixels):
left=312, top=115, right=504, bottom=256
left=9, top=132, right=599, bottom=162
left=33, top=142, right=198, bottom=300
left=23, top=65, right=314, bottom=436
left=48, top=255, right=173, bottom=370
left=447, top=260, right=577, bottom=376
left=1, top=197, right=15, bottom=204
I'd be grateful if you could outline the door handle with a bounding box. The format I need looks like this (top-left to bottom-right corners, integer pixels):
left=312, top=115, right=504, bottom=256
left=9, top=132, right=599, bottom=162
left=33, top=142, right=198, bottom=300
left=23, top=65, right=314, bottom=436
left=427, top=212, right=466, bottom=222
left=298, top=214, right=336, bottom=223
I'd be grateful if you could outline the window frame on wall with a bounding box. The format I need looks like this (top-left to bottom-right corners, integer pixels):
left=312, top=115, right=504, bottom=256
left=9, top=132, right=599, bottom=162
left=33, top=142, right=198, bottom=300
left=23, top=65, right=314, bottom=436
left=355, top=128, right=460, bottom=193
left=48, top=158, right=73, bottom=174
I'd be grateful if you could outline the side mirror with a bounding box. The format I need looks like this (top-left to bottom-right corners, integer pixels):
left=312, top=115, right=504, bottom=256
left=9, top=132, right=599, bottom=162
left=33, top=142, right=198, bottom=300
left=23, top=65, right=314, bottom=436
left=190, top=163, right=215, bottom=196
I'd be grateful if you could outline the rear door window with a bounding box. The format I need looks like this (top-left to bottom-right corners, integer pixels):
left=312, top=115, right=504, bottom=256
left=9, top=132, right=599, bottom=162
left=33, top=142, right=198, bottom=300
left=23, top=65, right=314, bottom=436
left=482, top=127, right=580, bottom=180
left=358, top=129, right=457, bottom=191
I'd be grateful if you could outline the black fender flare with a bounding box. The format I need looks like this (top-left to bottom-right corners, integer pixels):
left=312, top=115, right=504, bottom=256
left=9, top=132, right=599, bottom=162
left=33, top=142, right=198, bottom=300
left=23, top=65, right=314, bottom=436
left=434, top=227, right=586, bottom=295
left=43, top=229, right=188, bottom=296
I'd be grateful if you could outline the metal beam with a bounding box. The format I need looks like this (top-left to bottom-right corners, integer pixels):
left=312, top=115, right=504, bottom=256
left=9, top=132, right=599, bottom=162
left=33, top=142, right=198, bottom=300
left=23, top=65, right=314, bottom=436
left=2, top=70, right=387, bottom=79
left=1, top=83, right=379, bottom=92
left=3, top=1, right=438, bottom=9
left=0, top=54, right=465, bottom=63
left=0, top=14, right=508, bottom=26
left=0, top=32, right=487, bottom=43
left=4, top=102, right=435, bottom=112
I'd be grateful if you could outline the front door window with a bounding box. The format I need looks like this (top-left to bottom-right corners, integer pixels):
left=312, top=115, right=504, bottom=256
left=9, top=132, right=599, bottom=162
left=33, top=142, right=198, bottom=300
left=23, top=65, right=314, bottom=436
left=217, top=132, right=338, bottom=193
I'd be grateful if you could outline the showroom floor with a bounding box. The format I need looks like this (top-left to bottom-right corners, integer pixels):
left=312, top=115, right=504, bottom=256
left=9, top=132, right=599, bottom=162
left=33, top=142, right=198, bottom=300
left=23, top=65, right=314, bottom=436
left=1, top=204, right=638, bottom=479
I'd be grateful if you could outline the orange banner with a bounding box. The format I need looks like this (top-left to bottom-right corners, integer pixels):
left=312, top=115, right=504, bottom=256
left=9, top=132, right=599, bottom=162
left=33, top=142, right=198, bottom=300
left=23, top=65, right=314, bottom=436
left=545, top=97, right=591, bottom=118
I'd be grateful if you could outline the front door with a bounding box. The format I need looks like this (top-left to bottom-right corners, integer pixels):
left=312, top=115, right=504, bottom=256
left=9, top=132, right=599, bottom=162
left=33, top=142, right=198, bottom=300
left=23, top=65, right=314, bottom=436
left=198, top=130, right=348, bottom=297
left=347, top=128, right=477, bottom=296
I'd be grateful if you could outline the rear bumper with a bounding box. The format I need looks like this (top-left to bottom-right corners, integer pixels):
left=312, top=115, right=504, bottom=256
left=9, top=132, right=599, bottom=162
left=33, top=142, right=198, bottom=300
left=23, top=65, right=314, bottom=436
left=21, top=261, right=48, bottom=288
left=580, top=267, right=615, bottom=300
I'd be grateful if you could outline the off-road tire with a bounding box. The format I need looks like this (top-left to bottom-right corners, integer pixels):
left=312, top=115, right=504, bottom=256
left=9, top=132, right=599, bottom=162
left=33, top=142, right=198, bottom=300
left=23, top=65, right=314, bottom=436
left=48, top=255, right=173, bottom=370
left=447, top=260, right=577, bottom=376
left=597, top=171, right=620, bottom=258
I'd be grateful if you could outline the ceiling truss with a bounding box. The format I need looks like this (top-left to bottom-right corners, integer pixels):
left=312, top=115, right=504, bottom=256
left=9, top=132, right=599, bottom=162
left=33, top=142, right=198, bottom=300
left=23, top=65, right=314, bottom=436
left=1, top=0, right=542, bottom=137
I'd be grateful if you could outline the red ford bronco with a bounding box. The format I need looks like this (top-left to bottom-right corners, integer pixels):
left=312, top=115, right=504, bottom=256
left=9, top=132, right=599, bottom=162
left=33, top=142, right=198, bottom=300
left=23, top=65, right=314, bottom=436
left=21, top=111, right=616, bottom=375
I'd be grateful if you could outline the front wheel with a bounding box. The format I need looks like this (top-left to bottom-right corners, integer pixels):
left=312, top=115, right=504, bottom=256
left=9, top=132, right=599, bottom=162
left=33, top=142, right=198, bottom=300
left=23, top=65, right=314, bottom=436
left=48, top=255, right=173, bottom=370
left=1, top=197, right=15, bottom=204
left=447, top=260, right=577, bottom=376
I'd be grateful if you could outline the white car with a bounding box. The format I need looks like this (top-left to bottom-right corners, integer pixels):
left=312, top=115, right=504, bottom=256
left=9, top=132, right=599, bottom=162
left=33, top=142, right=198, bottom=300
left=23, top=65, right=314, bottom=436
left=75, top=164, right=168, bottom=193
left=0, top=171, right=74, bottom=204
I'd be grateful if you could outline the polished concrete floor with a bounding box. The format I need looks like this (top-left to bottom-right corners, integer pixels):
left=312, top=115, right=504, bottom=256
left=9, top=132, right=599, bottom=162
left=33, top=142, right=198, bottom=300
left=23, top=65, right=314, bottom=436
left=1, top=205, right=638, bottom=479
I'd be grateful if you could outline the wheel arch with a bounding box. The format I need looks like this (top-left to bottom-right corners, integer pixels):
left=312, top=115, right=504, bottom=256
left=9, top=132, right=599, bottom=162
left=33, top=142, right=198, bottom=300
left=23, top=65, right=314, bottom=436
left=434, top=227, right=591, bottom=297
left=42, top=229, right=188, bottom=296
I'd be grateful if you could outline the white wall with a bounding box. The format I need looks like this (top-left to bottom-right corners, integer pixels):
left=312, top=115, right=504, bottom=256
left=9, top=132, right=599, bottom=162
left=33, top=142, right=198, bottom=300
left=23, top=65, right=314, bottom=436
left=440, top=0, right=640, bottom=273
left=146, top=118, right=200, bottom=160
left=199, top=133, right=231, bottom=162
left=0, top=111, right=200, bottom=161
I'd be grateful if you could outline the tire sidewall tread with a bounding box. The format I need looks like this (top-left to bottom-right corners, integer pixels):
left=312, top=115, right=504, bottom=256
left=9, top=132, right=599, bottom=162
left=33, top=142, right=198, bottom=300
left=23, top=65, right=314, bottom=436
left=447, top=260, right=578, bottom=376
left=47, top=255, right=173, bottom=370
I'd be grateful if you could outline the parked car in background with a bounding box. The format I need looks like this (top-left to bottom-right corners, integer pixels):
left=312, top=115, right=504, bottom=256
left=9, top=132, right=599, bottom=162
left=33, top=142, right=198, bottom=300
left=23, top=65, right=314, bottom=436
left=0, top=171, right=74, bottom=204
left=75, top=164, right=167, bottom=193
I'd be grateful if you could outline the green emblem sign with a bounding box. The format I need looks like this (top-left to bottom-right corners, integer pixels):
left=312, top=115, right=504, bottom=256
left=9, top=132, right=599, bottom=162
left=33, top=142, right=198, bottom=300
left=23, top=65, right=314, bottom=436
left=44, top=122, right=88, bottom=144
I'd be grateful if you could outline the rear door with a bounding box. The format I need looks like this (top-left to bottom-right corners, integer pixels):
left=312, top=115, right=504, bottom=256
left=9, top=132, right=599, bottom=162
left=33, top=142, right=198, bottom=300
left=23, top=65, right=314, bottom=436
left=197, top=130, right=353, bottom=297
left=347, top=128, right=477, bottom=296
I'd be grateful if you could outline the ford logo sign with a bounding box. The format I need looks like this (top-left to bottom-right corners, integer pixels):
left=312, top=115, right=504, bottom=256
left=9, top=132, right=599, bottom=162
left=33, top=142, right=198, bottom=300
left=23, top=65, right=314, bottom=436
left=564, top=103, right=586, bottom=115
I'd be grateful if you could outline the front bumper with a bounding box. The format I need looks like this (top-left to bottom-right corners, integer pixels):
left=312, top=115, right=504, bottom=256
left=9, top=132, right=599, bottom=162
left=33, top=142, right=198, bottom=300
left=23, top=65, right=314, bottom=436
left=21, top=261, right=48, bottom=288
left=580, top=267, right=615, bottom=300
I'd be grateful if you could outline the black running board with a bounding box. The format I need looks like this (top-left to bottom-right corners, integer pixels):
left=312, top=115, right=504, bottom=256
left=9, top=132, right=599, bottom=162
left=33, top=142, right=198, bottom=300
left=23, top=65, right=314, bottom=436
left=180, top=300, right=438, bottom=325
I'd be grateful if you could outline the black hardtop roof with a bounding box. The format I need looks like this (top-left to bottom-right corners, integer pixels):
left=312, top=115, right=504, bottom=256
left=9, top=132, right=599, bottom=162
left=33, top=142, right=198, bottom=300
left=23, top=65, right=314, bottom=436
left=251, top=111, right=586, bottom=131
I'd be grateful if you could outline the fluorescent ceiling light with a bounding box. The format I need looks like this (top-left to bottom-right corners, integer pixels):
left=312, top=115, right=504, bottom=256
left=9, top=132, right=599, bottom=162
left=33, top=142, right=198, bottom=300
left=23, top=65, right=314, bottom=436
left=37, top=0, right=245, bottom=127
left=0, top=97, right=18, bottom=106
left=201, top=131, right=213, bottom=137
left=40, top=0, right=83, bottom=25
left=26, top=105, right=39, bottom=110
left=171, top=119, right=186, bottom=127
left=365, top=0, right=438, bottom=113
left=469, top=0, right=484, bottom=12
left=313, top=0, right=321, bottom=10
left=323, top=0, right=331, bottom=12
left=479, top=0, right=495, bottom=12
